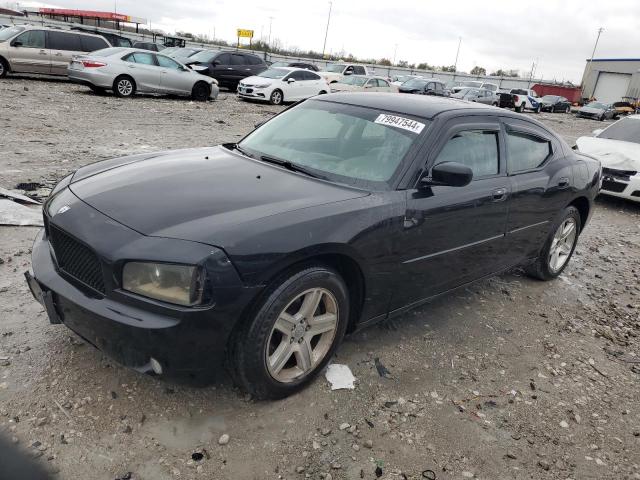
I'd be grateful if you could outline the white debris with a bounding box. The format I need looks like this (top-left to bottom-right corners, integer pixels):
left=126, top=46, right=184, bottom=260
left=324, top=364, right=356, bottom=390
left=0, top=199, right=43, bottom=226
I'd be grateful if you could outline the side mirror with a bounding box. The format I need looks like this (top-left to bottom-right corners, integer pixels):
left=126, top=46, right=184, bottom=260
left=421, top=162, right=473, bottom=188
left=11, top=40, right=22, bottom=47
left=343, top=70, right=353, bottom=76
left=364, top=84, right=372, bottom=88
left=287, top=78, right=296, bottom=83
left=212, top=60, right=220, bottom=66
left=592, top=128, right=603, bottom=136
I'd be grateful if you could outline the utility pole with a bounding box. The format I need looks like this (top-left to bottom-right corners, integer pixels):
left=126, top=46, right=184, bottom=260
left=527, top=59, right=536, bottom=87
left=583, top=27, right=604, bottom=100
left=268, top=16, right=274, bottom=48
left=322, top=1, right=333, bottom=59
left=392, top=44, right=398, bottom=66
left=453, top=37, right=461, bottom=72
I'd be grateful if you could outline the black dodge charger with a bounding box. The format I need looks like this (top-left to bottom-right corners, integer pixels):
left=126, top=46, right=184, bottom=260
left=26, top=93, right=601, bottom=399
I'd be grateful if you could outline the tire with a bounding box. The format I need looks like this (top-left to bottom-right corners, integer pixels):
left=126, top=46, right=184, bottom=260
left=599, top=113, right=605, bottom=121
left=0, top=57, right=8, bottom=78
left=89, top=85, right=106, bottom=95
left=515, top=103, right=525, bottom=113
left=191, top=81, right=210, bottom=101
left=535, top=104, right=541, bottom=113
left=565, top=105, right=571, bottom=114
left=113, top=75, right=136, bottom=98
left=270, top=89, right=284, bottom=105
left=525, top=206, right=581, bottom=281
left=229, top=264, right=349, bottom=399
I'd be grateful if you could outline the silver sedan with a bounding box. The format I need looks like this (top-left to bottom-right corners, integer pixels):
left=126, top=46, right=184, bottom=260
left=67, top=47, right=219, bottom=101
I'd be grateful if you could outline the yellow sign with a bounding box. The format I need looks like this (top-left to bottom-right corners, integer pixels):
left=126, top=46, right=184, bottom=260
left=237, top=29, right=254, bottom=38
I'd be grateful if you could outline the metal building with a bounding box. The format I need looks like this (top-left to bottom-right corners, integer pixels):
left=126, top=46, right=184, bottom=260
left=581, top=58, right=640, bottom=103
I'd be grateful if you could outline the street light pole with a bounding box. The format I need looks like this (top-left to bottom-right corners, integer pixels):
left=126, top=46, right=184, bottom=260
left=392, top=44, right=398, bottom=66
left=453, top=37, right=462, bottom=72
left=322, top=1, right=333, bottom=59
left=583, top=27, right=604, bottom=100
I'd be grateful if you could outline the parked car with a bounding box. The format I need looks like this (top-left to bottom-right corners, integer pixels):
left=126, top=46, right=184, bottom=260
left=26, top=93, right=600, bottom=399
left=133, top=41, right=165, bottom=52
left=399, top=78, right=447, bottom=96
left=391, top=74, right=420, bottom=87
left=70, top=27, right=133, bottom=48
left=539, top=95, right=572, bottom=113
left=612, top=101, right=635, bottom=116
left=452, top=87, right=497, bottom=105
left=0, top=25, right=110, bottom=78
left=576, top=101, right=618, bottom=121
left=237, top=67, right=328, bottom=105
left=269, top=61, right=318, bottom=71
left=451, top=81, right=498, bottom=94
left=576, top=115, right=640, bottom=202
left=67, top=48, right=219, bottom=101
left=499, top=88, right=542, bottom=113
left=317, top=63, right=370, bottom=83
left=184, top=50, right=268, bottom=90
left=330, top=75, right=396, bottom=93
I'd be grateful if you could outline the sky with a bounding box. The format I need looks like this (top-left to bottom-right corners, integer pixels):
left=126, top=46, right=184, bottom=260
left=6, top=0, right=640, bottom=83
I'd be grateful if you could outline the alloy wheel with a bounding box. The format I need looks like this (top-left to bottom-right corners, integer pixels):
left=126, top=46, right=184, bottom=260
left=548, top=218, right=577, bottom=273
left=0, top=62, right=4, bottom=77
left=117, top=79, right=133, bottom=97
left=271, top=90, right=283, bottom=105
left=266, top=287, right=338, bottom=383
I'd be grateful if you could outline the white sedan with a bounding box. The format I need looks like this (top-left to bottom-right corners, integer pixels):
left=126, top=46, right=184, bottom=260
left=237, top=67, right=329, bottom=105
left=330, top=75, right=398, bottom=93
left=576, top=115, right=640, bottom=202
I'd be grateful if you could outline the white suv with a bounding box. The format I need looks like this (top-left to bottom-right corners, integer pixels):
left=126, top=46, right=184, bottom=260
left=318, top=63, right=370, bottom=83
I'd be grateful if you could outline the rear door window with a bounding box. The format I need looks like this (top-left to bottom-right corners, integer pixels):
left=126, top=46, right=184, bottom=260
left=286, top=70, right=307, bottom=81
left=48, top=31, right=82, bottom=51
left=157, top=55, right=181, bottom=69
left=246, top=55, right=262, bottom=65
left=230, top=54, right=246, bottom=65
left=124, top=52, right=156, bottom=65
left=303, top=71, right=321, bottom=80
left=215, top=53, right=231, bottom=65
left=13, top=30, right=45, bottom=49
left=79, top=35, right=107, bottom=52
left=506, top=131, right=552, bottom=172
left=352, top=66, right=366, bottom=75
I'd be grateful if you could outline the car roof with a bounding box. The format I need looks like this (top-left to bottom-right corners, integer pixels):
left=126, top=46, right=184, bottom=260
left=314, top=92, right=500, bottom=119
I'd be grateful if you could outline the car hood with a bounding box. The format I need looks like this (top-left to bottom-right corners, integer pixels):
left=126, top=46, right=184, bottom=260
left=576, top=136, right=640, bottom=171
left=331, top=83, right=361, bottom=92
left=239, top=75, right=272, bottom=87
left=68, top=146, right=369, bottom=245
left=579, top=106, right=604, bottom=114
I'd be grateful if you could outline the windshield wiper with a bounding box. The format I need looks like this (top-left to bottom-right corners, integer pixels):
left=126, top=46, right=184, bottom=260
left=231, top=143, right=254, bottom=158
left=260, top=155, right=324, bottom=179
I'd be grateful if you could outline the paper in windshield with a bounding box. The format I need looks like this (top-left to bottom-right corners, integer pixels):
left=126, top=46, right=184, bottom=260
left=374, top=114, right=425, bottom=134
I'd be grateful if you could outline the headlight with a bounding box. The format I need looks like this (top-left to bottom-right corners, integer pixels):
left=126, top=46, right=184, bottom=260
left=122, top=262, right=205, bottom=306
left=50, top=173, right=73, bottom=198
left=255, top=84, right=268, bottom=89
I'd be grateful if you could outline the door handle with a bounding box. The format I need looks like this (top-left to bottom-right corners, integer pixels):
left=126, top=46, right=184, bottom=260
left=227, top=67, right=233, bottom=70
left=558, top=177, right=570, bottom=188
left=55, top=53, right=63, bottom=57
left=492, top=187, right=508, bottom=201
left=39, top=51, right=48, bottom=55
left=128, top=65, right=135, bottom=68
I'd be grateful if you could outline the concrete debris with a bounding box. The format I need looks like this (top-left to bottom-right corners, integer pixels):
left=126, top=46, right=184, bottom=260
left=324, top=363, right=356, bottom=390
left=0, top=199, right=43, bottom=226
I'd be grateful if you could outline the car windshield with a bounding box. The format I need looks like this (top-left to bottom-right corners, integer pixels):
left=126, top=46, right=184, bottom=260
left=542, top=95, right=560, bottom=102
left=403, top=78, right=427, bottom=88
left=394, top=75, right=411, bottom=82
left=188, top=50, right=217, bottom=63
left=238, top=100, right=426, bottom=187
left=598, top=117, right=640, bottom=144
left=168, top=48, right=199, bottom=59
left=270, top=61, right=288, bottom=68
left=325, top=64, right=346, bottom=73
left=0, top=26, right=24, bottom=41
left=258, top=68, right=289, bottom=79
left=461, top=81, right=482, bottom=88
left=587, top=102, right=607, bottom=109
left=339, top=76, right=367, bottom=86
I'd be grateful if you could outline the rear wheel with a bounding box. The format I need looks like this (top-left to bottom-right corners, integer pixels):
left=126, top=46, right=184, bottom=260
left=113, top=75, right=135, bottom=98
left=516, top=103, right=525, bottom=113
left=599, top=113, right=605, bottom=121
left=565, top=105, right=571, bottom=114
left=229, top=265, right=349, bottom=399
left=191, top=81, right=210, bottom=101
left=525, top=206, right=581, bottom=281
left=535, top=104, right=541, bottom=113
left=0, top=57, right=7, bottom=78
left=270, top=89, right=284, bottom=105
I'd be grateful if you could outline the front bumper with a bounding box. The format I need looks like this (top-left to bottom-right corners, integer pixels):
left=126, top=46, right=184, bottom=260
left=599, top=170, right=640, bottom=203
left=28, top=189, right=263, bottom=376
left=237, top=85, right=268, bottom=101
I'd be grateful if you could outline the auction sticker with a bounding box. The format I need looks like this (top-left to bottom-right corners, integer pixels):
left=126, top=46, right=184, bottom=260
left=374, top=114, right=425, bottom=134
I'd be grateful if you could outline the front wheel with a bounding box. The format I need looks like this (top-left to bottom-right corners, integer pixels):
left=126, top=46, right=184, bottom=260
left=525, top=206, right=581, bottom=281
left=535, top=104, right=541, bottom=113
left=229, top=265, right=349, bottom=399
left=565, top=105, right=571, bottom=114
left=269, top=89, right=283, bottom=105
left=0, top=58, right=8, bottom=78
left=599, top=113, right=605, bottom=121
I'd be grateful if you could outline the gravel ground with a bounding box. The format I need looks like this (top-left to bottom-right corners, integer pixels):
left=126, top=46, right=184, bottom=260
left=1, top=77, right=639, bottom=480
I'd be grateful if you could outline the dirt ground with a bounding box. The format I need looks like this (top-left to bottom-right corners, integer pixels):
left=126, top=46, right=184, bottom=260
left=1, top=76, right=639, bottom=480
